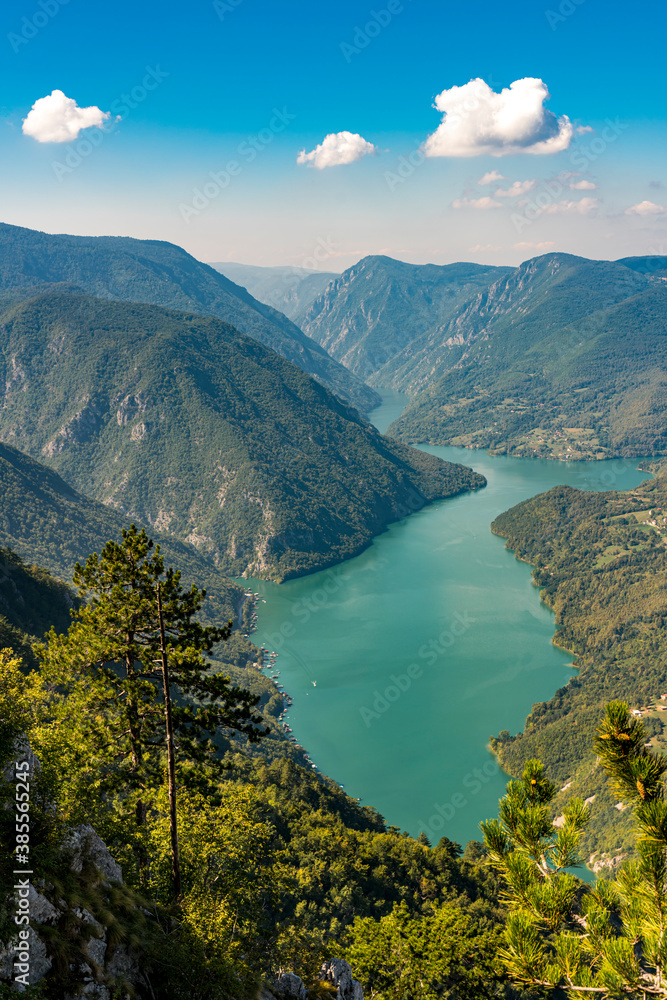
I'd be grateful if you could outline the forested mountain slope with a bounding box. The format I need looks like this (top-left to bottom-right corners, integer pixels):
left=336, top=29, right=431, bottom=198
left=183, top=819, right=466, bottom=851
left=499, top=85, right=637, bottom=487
left=0, top=291, right=484, bottom=580
left=0, top=546, right=74, bottom=665
left=386, top=253, right=667, bottom=459
left=0, top=223, right=376, bottom=412
left=0, top=440, right=243, bottom=625
left=301, top=254, right=509, bottom=379
left=490, top=474, right=667, bottom=863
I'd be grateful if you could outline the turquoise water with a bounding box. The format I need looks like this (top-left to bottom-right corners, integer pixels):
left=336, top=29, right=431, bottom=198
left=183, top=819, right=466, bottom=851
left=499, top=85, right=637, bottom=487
left=246, top=391, right=649, bottom=846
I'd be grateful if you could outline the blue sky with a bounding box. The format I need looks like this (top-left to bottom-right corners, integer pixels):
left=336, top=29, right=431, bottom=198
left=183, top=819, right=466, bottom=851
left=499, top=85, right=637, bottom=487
left=1, top=0, right=666, bottom=269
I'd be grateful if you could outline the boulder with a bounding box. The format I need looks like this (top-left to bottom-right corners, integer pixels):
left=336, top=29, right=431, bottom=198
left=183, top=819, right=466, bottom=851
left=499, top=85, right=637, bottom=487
left=63, top=824, right=123, bottom=884
left=270, top=972, right=308, bottom=999
left=319, top=958, right=364, bottom=1000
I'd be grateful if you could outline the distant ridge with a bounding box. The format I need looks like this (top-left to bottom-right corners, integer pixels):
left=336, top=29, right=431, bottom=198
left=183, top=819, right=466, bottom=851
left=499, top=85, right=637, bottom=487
left=299, top=254, right=511, bottom=379
left=0, top=223, right=378, bottom=413
left=0, top=289, right=485, bottom=580
left=210, top=261, right=337, bottom=326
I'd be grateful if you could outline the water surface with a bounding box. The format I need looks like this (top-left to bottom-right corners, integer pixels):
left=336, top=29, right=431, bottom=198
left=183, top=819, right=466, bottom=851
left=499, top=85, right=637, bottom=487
left=246, top=390, right=649, bottom=845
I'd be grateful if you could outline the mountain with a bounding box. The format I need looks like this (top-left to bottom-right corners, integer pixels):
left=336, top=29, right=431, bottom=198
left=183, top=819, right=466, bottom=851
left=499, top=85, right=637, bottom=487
left=210, top=261, right=337, bottom=325
left=617, top=254, right=667, bottom=279
left=0, top=441, right=318, bottom=765
left=385, top=253, right=667, bottom=459
left=0, top=223, right=377, bottom=413
left=0, top=546, right=75, bottom=666
left=299, top=255, right=511, bottom=380
left=0, top=290, right=485, bottom=581
left=490, top=475, right=667, bottom=866
left=0, top=439, right=245, bottom=626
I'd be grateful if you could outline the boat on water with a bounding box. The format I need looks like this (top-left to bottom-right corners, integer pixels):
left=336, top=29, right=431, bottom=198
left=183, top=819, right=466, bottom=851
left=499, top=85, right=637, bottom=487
left=312, top=681, right=317, bottom=687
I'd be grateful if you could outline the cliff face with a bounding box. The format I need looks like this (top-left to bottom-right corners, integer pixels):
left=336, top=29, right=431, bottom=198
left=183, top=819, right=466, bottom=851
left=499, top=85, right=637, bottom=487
left=1, top=746, right=143, bottom=998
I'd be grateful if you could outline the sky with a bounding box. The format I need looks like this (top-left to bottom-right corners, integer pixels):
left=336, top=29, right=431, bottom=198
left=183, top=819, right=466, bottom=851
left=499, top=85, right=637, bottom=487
left=1, top=0, right=666, bottom=271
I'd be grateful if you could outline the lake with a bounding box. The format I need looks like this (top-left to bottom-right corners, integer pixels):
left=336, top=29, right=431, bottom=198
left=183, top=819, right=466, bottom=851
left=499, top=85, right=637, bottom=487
left=245, top=390, right=649, bottom=846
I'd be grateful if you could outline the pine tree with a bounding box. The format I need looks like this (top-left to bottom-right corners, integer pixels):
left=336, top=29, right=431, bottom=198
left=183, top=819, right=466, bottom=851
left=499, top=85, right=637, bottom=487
left=37, top=525, right=266, bottom=892
left=482, top=701, right=667, bottom=998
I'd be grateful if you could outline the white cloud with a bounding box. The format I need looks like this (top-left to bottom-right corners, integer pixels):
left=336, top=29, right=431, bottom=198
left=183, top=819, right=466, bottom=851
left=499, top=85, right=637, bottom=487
left=494, top=179, right=536, bottom=198
left=542, top=197, right=599, bottom=215
left=569, top=179, right=597, bottom=190
left=576, top=125, right=594, bottom=134
left=22, top=89, right=110, bottom=143
left=477, top=170, right=505, bottom=186
left=514, top=241, right=556, bottom=251
left=424, top=77, right=573, bottom=158
left=452, top=196, right=502, bottom=210
left=625, top=200, right=665, bottom=216
left=297, top=131, right=376, bottom=169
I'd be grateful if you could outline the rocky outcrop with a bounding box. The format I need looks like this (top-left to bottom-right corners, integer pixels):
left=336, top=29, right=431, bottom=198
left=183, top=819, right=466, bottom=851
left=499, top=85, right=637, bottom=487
left=1, top=745, right=139, bottom=999
left=319, top=958, right=364, bottom=999
left=261, top=959, right=364, bottom=1000
left=62, top=824, right=123, bottom=884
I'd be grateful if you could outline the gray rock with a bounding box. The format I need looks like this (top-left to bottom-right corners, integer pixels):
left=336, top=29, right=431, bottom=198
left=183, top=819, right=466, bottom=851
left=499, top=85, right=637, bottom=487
left=105, top=943, right=139, bottom=983
left=271, top=972, right=308, bottom=999
left=85, top=936, right=107, bottom=969
left=320, top=958, right=364, bottom=1000
left=63, top=824, right=123, bottom=883
left=23, top=927, right=53, bottom=984
left=29, top=883, right=60, bottom=924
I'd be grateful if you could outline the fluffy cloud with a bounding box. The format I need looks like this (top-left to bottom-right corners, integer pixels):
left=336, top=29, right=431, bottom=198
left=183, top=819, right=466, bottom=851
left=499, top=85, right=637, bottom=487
left=452, top=196, right=502, bottom=210
left=424, top=77, right=573, bottom=158
left=494, top=179, right=536, bottom=198
left=625, top=200, right=665, bottom=216
left=570, top=179, right=597, bottom=190
left=542, top=197, right=599, bottom=215
left=297, top=131, right=376, bottom=169
left=477, top=170, right=505, bottom=186
left=22, top=90, right=110, bottom=143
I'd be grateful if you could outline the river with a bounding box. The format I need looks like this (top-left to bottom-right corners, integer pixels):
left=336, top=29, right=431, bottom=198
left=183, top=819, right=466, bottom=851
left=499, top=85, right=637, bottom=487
left=245, top=390, right=649, bottom=847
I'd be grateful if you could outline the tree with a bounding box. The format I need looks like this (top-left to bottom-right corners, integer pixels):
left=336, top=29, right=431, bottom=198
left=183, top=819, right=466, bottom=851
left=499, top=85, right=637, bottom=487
left=482, top=702, right=667, bottom=998
left=37, top=526, right=266, bottom=891
left=345, top=899, right=503, bottom=999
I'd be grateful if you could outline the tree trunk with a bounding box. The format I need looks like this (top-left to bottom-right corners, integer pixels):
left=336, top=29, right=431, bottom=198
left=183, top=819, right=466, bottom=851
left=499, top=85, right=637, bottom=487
left=157, top=582, right=181, bottom=899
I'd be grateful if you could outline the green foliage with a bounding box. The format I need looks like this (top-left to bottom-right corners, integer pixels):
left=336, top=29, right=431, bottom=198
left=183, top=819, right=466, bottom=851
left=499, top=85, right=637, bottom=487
left=0, top=289, right=484, bottom=580
left=485, top=707, right=667, bottom=999
left=490, top=476, right=667, bottom=860
left=387, top=253, right=667, bottom=459
left=35, top=526, right=265, bottom=882
left=0, top=221, right=376, bottom=412
left=0, top=440, right=244, bottom=626
left=345, top=899, right=503, bottom=999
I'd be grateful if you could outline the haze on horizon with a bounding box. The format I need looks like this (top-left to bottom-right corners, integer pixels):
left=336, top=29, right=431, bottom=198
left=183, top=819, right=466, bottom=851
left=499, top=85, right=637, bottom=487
left=1, top=0, right=665, bottom=272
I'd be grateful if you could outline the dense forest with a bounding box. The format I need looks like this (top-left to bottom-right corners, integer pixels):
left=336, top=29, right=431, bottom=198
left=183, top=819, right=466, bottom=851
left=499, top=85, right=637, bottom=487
left=0, top=532, right=529, bottom=1000
left=0, top=290, right=484, bottom=581
left=0, top=223, right=376, bottom=413
left=491, top=473, right=667, bottom=861
left=386, top=255, right=667, bottom=459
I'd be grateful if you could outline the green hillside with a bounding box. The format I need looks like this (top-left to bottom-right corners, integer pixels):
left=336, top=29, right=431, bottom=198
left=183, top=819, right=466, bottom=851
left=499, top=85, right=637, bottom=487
left=0, top=546, right=74, bottom=666
left=0, top=290, right=485, bottom=581
left=387, top=253, right=667, bottom=459
left=0, top=223, right=377, bottom=413
left=490, top=475, right=667, bottom=863
left=0, top=440, right=244, bottom=626
left=301, top=254, right=509, bottom=379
